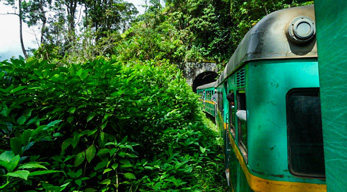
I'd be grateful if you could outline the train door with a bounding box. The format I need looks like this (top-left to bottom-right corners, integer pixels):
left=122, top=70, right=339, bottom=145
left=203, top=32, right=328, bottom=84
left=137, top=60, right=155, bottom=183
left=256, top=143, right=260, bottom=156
left=226, top=90, right=238, bottom=191
left=223, top=81, right=232, bottom=187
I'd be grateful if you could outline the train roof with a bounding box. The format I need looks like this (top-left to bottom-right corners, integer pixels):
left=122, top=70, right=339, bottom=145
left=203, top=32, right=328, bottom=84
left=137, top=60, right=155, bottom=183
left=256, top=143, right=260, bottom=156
left=217, top=5, right=317, bottom=86
left=196, top=81, right=216, bottom=90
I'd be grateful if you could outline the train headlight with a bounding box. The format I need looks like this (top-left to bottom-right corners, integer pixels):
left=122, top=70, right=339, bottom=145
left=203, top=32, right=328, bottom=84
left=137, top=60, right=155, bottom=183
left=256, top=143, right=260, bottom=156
left=287, top=16, right=316, bottom=44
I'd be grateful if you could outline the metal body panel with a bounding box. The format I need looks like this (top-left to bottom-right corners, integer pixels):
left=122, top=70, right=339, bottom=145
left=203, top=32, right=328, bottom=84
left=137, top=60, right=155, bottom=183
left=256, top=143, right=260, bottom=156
left=247, top=59, right=322, bottom=183
left=315, top=1, right=347, bottom=191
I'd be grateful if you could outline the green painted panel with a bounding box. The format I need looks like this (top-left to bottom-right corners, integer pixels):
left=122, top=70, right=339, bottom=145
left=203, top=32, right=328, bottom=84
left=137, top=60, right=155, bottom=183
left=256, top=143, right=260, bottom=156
left=315, top=2, right=347, bottom=191
left=237, top=164, right=252, bottom=192
left=247, top=59, right=323, bottom=184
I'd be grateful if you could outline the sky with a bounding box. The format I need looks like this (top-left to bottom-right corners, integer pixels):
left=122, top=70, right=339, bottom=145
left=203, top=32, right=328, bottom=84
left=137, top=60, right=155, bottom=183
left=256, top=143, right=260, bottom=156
left=0, top=0, right=147, bottom=61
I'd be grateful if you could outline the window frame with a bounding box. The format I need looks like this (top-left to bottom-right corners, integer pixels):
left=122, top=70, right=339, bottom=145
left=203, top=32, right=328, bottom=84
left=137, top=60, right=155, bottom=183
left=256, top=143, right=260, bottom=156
left=227, top=91, right=236, bottom=138
left=236, top=89, right=248, bottom=162
left=286, top=88, right=325, bottom=178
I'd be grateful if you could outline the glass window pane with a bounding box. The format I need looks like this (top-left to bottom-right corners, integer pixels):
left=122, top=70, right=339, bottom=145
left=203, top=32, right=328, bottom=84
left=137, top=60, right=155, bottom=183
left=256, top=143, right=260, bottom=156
left=287, top=89, right=325, bottom=177
left=228, top=92, right=236, bottom=137
left=237, top=92, right=247, bottom=152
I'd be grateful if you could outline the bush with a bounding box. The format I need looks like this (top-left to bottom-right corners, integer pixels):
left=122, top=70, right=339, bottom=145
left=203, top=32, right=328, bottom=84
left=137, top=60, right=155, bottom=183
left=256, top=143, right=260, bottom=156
left=0, top=58, right=224, bottom=191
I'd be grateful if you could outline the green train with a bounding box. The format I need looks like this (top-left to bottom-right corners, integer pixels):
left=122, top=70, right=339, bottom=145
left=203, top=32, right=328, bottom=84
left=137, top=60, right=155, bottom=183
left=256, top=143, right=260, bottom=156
left=198, top=5, right=329, bottom=192
left=197, top=82, right=216, bottom=117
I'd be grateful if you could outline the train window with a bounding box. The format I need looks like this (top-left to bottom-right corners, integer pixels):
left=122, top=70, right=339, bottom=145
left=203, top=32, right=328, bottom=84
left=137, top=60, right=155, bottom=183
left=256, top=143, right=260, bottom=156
left=218, top=90, right=223, bottom=113
left=227, top=91, right=236, bottom=137
left=287, top=88, right=325, bottom=178
left=237, top=91, right=247, bottom=155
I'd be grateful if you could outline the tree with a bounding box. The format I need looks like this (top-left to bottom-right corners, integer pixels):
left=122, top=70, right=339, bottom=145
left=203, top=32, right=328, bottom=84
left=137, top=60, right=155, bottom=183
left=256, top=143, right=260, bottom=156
left=22, top=0, right=52, bottom=44
left=83, top=0, right=138, bottom=39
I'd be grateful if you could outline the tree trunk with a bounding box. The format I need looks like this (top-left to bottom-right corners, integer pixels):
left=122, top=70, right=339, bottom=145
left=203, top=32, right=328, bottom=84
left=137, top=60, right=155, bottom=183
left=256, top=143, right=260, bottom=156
left=39, top=0, right=47, bottom=45
left=67, top=0, right=78, bottom=43
left=19, top=0, right=28, bottom=59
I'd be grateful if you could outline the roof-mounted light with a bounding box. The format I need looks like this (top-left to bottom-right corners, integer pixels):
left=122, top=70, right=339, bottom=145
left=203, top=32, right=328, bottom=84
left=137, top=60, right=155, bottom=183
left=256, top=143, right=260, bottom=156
left=287, top=16, right=316, bottom=44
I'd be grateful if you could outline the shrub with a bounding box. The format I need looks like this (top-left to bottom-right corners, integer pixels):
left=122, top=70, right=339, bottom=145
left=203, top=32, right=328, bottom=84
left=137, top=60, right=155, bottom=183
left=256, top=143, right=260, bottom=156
left=0, top=58, right=224, bottom=191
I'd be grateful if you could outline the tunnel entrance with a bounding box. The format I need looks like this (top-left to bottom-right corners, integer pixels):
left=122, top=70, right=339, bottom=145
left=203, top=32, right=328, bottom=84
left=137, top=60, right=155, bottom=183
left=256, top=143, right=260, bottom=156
left=192, top=71, right=218, bottom=92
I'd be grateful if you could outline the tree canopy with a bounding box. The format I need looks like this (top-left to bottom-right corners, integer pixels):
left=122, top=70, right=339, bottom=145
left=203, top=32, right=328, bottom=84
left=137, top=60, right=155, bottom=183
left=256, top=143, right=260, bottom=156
left=2, top=0, right=313, bottom=63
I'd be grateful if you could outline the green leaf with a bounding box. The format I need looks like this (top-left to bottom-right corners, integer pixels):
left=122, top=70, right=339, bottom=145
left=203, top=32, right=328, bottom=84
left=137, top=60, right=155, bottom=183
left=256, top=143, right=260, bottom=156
left=85, top=188, right=97, bottom=192
left=109, top=148, right=117, bottom=156
left=94, top=161, right=108, bottom=170
left=0, top=151, right=20, bottom=171
left=87, top=113, right=96, bottom=122
left=120, top=159, right=132, bottom=168
left=60, top=182, right=70, bottom=191
left=53, top=132, right=62, bottom=137
left=75, top=179, right=82, bottom=186
left=47, top=120, right=62, bottom=127
left=75, top=169, right=83, bottom=178
left=125, top=153, right=138, bottom=158
left=20, top=129, right=33, bottom=146
left=103, top=168, right=112, bottom=174
left=144, top=166, right=154, bottom=170
left=97, top=148, right=110, bottom=157
left=67, top=170, right=76, bottom=178
left=101, top=121, right=108, bottom=130
left=17, top=115, right=27, bottom=125
left=19, top=162, right=47, bottom=170
left=41, top=183, right=61, bottom=191
left=68, top=107, right=76, bottom=114
left=123, top=173, right=136, bottom=180
left=7, top=170, right=30, bottom=180
left=86, top=144, right=96, bottom=163
left=10, top=137, right=22, bottom=155
left=71, top=132, right=81, bottom=148
left=29, top=170, right=61, bottom=176
left=100, top=179, right=111, bottom=185
left=76, top=69, right=83, bottom=76
left=0, top=104, right=9, bottom=116
left=118, top=151, right=126, bottom=158
left=61, top=138, right=72, bottom=153
left=111, top=90, right=124, bottom=97
left=26, top=116, right=39, bottom=125
left=111, top=163, right=118, bottom=170
left=199, top=146, right=206, bottom=154
left=74, top=151, right=85, bottom=167
left=10, top=86, right=27, bottom=94
left=99, top=132, right=105, bottom=146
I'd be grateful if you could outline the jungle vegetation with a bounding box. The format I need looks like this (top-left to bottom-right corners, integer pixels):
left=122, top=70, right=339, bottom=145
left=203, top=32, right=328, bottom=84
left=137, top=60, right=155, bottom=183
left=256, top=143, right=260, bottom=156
left=1, top=0, right=312, bottom=191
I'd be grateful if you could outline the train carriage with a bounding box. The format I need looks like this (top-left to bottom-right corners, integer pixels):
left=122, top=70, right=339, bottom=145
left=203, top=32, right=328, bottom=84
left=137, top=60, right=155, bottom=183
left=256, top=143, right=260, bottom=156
left=213, top=5, right=326, bottom=192
left=197, top=82, right=217, bottom=117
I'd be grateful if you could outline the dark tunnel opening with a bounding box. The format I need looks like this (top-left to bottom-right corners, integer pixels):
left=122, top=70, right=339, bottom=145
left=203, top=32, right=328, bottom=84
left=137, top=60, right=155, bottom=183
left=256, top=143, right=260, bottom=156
left=192, top=71, right=218, bottom=92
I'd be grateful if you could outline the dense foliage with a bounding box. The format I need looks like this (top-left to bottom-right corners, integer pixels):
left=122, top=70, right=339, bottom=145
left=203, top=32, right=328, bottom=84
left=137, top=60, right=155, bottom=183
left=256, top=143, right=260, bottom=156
left=0, top=58, right=224, bottom=191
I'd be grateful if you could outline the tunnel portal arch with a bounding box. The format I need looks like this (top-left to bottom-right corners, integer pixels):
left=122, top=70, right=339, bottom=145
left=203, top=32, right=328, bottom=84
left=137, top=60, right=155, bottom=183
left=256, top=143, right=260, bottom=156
left=181, top=61, right=218, bottom=92
left=192, top=71, right=218, bottom=92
